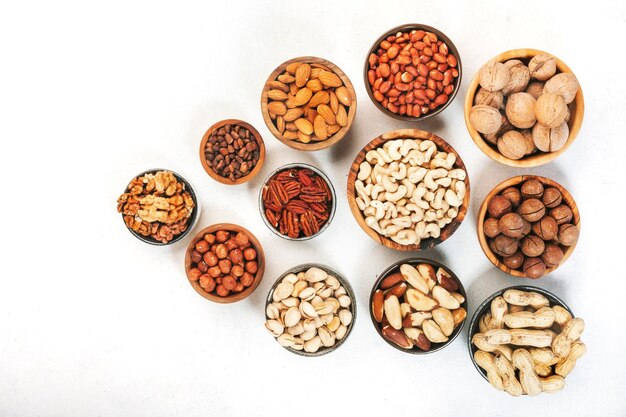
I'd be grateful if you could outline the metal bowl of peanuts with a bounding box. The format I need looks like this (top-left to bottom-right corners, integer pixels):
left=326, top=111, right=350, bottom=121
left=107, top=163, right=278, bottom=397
left=264, top=264, right=356, bottom=357
left=468, top=286, right=585, bottom=396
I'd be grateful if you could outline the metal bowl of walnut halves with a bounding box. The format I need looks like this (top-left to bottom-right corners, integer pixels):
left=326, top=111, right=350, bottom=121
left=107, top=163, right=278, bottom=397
left=117, top=169, right=200, bottom=245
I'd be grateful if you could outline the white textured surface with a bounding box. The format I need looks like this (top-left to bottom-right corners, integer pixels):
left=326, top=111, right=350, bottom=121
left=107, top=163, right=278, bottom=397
left=1, top=0, right=625, bottom=416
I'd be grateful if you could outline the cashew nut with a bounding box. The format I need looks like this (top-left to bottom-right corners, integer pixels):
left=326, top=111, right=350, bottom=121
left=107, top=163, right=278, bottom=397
left=385, top=140, right=403, bottom=160
left=444, top=189, right=462, bottom=207
left=363, top=206, right=376, bottom=217
left=355, top=180, right=371, bottom=206
left=356, top=197, right=367, bottom=211
left=390, top=163, right=407, bottom=180
left=423, top=223, right=441, bottom=238
left=365, top=216, right=383, bottom=234
left=381, top=175, right=398, bottom=192
left=391, top=216, right=412, bottom=228
left=423, top=168, right=448, bottom=190
left=385, top=185, right=407, bottom=203
left=403, top=149, right=425, bottom=166
left=365, top=150, right=383, bottom=165
left=448, top=168, right=466, bottom=180
left=370, top=200, right=385, bottom=220
left=401, top=178, right=415, bottom=197
left=371, top=184, right=385, bottom=200
left=400, top=139, right=420, bottom=155
left=419, top=140, right=437, bottom=161
left=390, top=229, right=418, bottom=245
left=431, top=152, right=456, bottom=169
left=407, top=166, right=427, bottom=183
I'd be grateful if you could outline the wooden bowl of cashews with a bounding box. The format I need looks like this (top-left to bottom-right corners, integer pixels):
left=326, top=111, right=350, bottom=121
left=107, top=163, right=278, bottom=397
left=467, top=286, right=586, bottom=396
left=347, top=129, right=470, bottom=251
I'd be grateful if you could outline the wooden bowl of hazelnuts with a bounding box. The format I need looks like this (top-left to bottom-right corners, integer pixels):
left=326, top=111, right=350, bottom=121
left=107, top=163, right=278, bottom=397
left=477, top=176, right=580, bottom=279
left=464, top=49, right=584, bottom=167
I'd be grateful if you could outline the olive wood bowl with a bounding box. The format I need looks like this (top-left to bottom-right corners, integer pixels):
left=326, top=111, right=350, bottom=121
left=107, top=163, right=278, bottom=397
left=260, top=56, right=357, bottom=151
left=184, top=223, right=265, bottom=303
left=464, top=49, right=584, bottom=167
left=347, top=129, right=470, bottom=251
left=199, top=119, right=266, bottom=185
left=477, top=175, right=580, bottom=278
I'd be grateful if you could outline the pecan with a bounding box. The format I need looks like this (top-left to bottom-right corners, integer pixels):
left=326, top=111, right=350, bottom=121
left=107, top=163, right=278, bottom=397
left=276, top=169, right=298, bottom=182
left=314, top=176, right=332, bottom=201
left=308, top=202, right=327, bottom=213
left=282, top=180, right=301, bottom=199
left=300, top=211, right=320, bottom=236
left=300, top=193, right=327, bottom=203
left=265, top=209, right=279, bottom=227
left=285, top=199, right=309, bottom=214
left=298, top=169, right=314, bottom=186
left=281, top=210, right=300, bottom=238
left=269, top=180, right=290, bottom=204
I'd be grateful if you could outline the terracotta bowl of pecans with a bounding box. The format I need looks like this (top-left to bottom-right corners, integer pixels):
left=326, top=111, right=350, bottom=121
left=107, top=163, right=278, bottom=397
left=259, top=163, right=336, bottom=240
left=260, top=56, right=357, bottom=151
left=200, top=119, right=266, bottom=185
left=364, top=23, right=462, bottom=120
left=117, top=169, right=199, bottom=245
left=184, top=223, right=265, bottom=303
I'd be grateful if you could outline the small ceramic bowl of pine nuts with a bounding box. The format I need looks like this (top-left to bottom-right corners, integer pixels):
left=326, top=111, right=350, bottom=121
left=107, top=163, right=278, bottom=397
left=264, top=264, right=356, bottom=356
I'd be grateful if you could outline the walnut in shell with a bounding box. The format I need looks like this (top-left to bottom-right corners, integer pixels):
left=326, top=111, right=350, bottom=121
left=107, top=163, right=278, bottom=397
left=532, top=122, right=569, bottom=152
left=474, top=88, right=504, bottom=109
left=520, top=129, right=536, bottom=155
left=470, top=105, right=502, bottom=134
left=535, top=93, right=568, bottom=128
left=528, top=53, right=557, bottom=81
left=525, top=81, right=545, bottom=99
left=502, top=60, right=530, bottom=95
left=543, top=73, right=579, bottom=104
left=479, top=60, right=510, bottom=92
left=505, top=92, right=537, bottom=129
left=497, top=131, right=527, bottom=160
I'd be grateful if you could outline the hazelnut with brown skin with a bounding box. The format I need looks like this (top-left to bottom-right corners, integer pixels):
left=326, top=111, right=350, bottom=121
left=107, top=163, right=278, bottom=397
left=488, top=195, right=512, bottom=219
left=519, top=198, right=546, bottom=222
left=483, top=218, right=501, bottom=238
left=550, top=205, right=573, bottom=225
left=492, top=235, right=519, bottom=257
left=523, top=257, right=546, bottom=279
left=541, top=244, right=564, bottom=268
left=521, top=179, right=544, bottom=199
left=499, top=213, right=525, bottom=238
left=521, top=235, right=545, bottom=257
left=542, top=187, right=562, bottom=208
left=558, top=223, right=579, bottom=246
left=501, top=187, right=522, bottom=207
left=503, top=251, right=525, bottom=270
left=532, top=216, right=558, bottom=241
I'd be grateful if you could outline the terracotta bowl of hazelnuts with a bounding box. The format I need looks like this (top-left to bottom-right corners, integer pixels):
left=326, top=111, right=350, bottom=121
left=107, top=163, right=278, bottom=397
left=477, top=176, right=580, bottom=279
left=464, top=49, right=584, bottom=167
left=184, top=223, right=265, bottom=303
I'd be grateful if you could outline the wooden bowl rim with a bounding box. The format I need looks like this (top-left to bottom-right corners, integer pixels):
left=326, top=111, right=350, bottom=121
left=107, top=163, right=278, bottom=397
left=260, top=56, right=357, bottom=151
left=362, top=23, right=463, bottom=121
left=120, top=168, right=200, bottom=245
left=369, top=257, right=468, bottom=354
left=199, top=119, right=266, bottom=185
left=346, top=129, right=470, bottom=251
left=184, top=223, right=265, bottom=303
left=466, top=285, right=574, bottom=386
left=463, top=48, right=585, bottom=167
left=476, top=175, right=581, bottom=278
left=264, top=263, right=357, bottom=357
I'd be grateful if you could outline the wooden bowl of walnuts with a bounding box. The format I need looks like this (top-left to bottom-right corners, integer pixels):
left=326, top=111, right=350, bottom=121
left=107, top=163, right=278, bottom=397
left=477, top=176, right=580, bottom=279
left=464, top=49, right=584, bottom=167
left=260, top=56, right=357, bottom=151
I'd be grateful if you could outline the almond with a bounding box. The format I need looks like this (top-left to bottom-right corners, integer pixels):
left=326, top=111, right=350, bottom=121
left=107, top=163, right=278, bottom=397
left=277, top=73, right=295, bottom=83
left=297, top=131, right=311, bottom=143
left=267, top=80, right=289, bottom=93
left=268, top=89, right=288, bottom=101
left=285, top=62, right=301, bottom=74
left=294, top=118, right=313, bottom=135
left=406, top=288, right=438, bottom=311
left=283, top=107, right=304, bottom=122
left=313, top=115, right=328, bottom=140
left=306, top=79, right=323, bottom=92
left=267, top=101, right=287, bottom=116
left=335, top=86, right=352, bottom=106
left=308, top=91, right=330, bottom=108
left=327, top=123, right=341, bottom=135
left=295, top=63, right=311, bottom=88
left=335, top=105, right=348, bottom=127
left=283, top=130, right=298, bottom=140
left=329, top=91, right=339, bottom=113
left=319, top=70, right=342, bottom=87
left=310, top=67, right=323, bottom=79
left=317, top=104, right=336, bottom=125
left=276, top=116, right=285, bottom=133
left=294, top=87, right=313, bottom=106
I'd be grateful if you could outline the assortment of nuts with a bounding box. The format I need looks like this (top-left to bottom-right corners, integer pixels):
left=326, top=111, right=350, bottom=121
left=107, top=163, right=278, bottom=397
left=469, top=53, right=580, bottom=159
left=472, top=289, right=586, bottom=396
left=367, top=29, right=459, bottom=117
left=117, top=170, right=195, bottom=243
left=203, top=123, right=261, bottom=181
left=264, top=60, right=353, bottom=143
left=265, top=266, right=354, bottom=354
left=261, top=166, right=333, bottom=239
left=187, top=229, right=259, bottom=297
left=483, top=178, right=578, bottom=278
left=355, top=138, right=466, bottom=246
left=372, top=262, right=467, bottom=351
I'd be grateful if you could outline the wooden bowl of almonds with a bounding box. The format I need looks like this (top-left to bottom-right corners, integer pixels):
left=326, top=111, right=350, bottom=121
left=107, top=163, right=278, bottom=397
left=264, top=264, right=356, bottom=356
left=260, top=56, right=357, bottom=151
left=464, top=49, right=584, bottom=167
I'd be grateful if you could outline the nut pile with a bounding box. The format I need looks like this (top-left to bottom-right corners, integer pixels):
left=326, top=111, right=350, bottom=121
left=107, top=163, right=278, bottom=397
left=188, top=229, right=259, bottom=297
left=265, top=61, right=352, bottom=143
left=469, top=53, right=580, bottom=160
left=265, top=267, right=354, bottom=354
left=117, top=170, right=195, bottom=243
left=472, top=289, right=586, bottom=396
left=261, top=167, right=333, bottom=239
left=204, top=123, right=260, bottom=181
left=483, top=178, right=579, bottom=278
left=372, top=263, right=466, bottom=351
left=367, top=29, right=459, bottom=117
left=355, top=138, right=466, bottom=246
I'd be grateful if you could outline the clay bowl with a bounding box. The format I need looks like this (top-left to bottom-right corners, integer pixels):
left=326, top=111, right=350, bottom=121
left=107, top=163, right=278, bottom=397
left=119, top=168, right=200, bottom=246
left=363, top=23, right=462, bottom=121
left=260, top=56, right=357, bottom=151
left=347, top=129, right=470, bottom=251
left=184, top=223, right=265, bottom=303
left=369, top=258, right=468, bottom=354
left=477, top=175, right=580, bottom=278
left=464, top=49, right=584, bottom=167
left=199, top=119, right=266, bottom=185
left=264, top=263, right=356, bottom=357
left=467, top=285, right=575, bottom=387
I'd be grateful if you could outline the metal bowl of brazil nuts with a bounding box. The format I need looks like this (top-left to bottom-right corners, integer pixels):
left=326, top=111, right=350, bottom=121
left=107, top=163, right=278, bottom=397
left=468, top=286, right=580, bottom=396
left=264, top=264, right=356, bottom=357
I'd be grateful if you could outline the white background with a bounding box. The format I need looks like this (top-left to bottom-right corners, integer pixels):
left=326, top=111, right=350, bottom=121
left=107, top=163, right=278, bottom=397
left=1, top=0, right=625, bottom=416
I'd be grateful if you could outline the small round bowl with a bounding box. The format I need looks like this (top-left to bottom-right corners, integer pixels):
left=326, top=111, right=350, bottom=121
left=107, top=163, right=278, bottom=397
left=364, top=23, right=462, bottom=121
left=467, top=285, right=575, bottom=385
left=347, top=129, right=470, bottom=251
left=369, top=257, right=468, bottom=354
left=260, top=56, right=357, bottom=151
left=184, top=223, right=265, bottom=303
left=265, top=263, right=356, bottom=357
left=119, top=168, right=200, bottom=245
left=259, top=163, right=337, bottom=241
left=199, top=119, right=266, bottom=185
left=477, top=175, right=580, bottom=278
left=464, top=49, right=584, bottom=167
